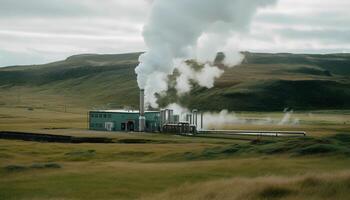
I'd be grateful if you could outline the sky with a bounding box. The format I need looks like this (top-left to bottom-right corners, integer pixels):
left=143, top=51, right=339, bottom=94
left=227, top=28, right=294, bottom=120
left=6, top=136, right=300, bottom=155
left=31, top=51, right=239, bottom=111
left=0, top=0, right=349, bottom=67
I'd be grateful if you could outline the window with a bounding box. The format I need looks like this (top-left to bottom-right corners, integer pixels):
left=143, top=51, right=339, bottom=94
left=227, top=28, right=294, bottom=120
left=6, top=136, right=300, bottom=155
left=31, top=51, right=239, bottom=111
left=99, top=114, right=102, bottom=118
left=103, top=114, right=107, bottom=118
left=108, top=114, right=111, bottom=118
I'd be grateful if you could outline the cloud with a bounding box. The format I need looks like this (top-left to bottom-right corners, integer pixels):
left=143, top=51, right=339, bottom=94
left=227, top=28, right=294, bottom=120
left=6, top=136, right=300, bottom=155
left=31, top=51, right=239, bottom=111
left=0, top=0, right=149, bottom=66
left=243, top=0, right=350, bottom=53
left=0, top=0, right=149, bottom=20
left=0, top=0, right=350, bottom=67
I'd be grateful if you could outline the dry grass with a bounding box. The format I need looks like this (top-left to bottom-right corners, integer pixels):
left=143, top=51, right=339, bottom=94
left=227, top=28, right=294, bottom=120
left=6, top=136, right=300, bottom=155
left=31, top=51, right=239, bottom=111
left=1, top=86, right=349, bottom=137
left=207, top=111, right=350, bottom=137
left=141, top=171, right=350, bottom=200
left=1, top=84, right=350, bottom=199
left=2, top=137, right=350, bottom=199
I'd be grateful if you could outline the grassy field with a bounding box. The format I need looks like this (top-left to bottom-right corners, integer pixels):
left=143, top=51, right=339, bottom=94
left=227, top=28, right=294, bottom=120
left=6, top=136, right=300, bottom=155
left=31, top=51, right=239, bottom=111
left=1, top=133, right=350, bottom=200
left=143, top=171, right=350, bottom=200
left=1, top=101, right=350, bottom=199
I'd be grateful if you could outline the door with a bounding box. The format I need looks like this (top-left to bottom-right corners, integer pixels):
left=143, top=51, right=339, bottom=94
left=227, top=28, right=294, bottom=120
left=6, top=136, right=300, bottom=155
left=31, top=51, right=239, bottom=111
left=127, top=121, right=134, bottom=131
left=121, top=123, right=126, bottom=131
left=105, top=122, right=114, bottom=131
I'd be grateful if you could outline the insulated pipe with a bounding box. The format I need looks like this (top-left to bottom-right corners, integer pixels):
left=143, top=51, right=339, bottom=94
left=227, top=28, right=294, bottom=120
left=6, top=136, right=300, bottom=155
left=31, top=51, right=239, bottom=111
left=139, top=89, right=145, bottom=116
left=192, top=109, right=198, bottom=126
left=169, top=110, right=174, bottom=124
left=139, top=89, right=146, bottom=132
left=186, top=113, right=192, bottom=124
left=160, top=109, right=166, bottom=132
left=201, top=112, right=203, bottom=130
left=166, top=109, right=170, bottom=124
left=160, top=109, right=165, bottom=126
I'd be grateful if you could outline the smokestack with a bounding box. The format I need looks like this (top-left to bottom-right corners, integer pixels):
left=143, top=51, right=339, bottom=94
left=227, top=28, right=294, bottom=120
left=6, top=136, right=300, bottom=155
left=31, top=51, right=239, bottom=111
left=139, top=89, right=146, bottom=132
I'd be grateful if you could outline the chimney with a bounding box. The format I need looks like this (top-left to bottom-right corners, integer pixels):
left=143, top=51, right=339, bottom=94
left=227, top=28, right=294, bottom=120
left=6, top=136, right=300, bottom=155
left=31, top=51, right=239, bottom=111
left=139, top=89, right=146, bottom=132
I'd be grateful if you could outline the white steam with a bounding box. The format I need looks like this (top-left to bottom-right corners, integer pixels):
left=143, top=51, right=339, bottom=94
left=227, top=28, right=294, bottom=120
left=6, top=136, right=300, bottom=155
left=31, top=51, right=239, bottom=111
left=203, top=110, right=300, bottom=129
left=175, top=61, right=224, bottom=94
left=165, top=104, right=300, bottom=129
left=166, top=103, right=189, bottom=121
left=135, top=0, right=278, bottom=107
left=196, top=32, right=244, bottom=67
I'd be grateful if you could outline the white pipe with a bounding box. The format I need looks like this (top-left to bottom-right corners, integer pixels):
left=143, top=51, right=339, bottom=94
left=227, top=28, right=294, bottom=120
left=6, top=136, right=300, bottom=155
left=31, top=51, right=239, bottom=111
left=139, top=89, right=145, bottom=132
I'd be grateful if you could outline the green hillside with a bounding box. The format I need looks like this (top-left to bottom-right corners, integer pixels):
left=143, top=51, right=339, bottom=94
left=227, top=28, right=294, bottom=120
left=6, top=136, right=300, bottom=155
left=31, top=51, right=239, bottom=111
left=0, top=52, right=350, bottom=111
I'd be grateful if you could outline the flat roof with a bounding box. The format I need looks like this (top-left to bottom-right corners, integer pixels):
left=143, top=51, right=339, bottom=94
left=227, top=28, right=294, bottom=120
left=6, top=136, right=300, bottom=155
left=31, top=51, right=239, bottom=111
left=90, top=110, right=159, bottom=114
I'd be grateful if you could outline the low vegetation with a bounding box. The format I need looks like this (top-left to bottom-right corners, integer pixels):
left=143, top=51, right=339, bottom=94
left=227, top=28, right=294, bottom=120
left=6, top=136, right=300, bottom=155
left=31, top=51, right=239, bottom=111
left=4, top=163, right=61, bottom=172
left=160, top=133, right=350, bottom=162
left=1, top=132, right=350, bottom=200
left=142, top=171, right=350, bottom=200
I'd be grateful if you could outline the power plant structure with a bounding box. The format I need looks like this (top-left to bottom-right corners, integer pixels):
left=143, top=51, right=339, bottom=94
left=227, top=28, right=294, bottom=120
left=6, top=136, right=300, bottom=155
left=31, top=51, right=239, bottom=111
left=88, top=89, right=306, bottom=137
left=88, top=89, right=203, bottom=134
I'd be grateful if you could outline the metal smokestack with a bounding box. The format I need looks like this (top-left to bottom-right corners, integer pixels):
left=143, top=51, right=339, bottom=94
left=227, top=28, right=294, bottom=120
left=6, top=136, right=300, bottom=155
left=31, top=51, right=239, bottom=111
left=139, top=89, right=146, bottom=132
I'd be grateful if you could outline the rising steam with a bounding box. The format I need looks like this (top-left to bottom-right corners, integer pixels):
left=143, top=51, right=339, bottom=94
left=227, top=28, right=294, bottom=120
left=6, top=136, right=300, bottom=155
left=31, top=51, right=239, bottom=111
left=203, top=110, right=300, bottom=129
left=166, top=104, right=299, bottom=130
left=135, top=0, right=278, bottom=107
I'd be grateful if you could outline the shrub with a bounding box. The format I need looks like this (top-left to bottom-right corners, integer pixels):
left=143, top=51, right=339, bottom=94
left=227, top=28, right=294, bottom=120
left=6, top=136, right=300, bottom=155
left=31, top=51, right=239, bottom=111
left=258, top=186, right=293, bottom=199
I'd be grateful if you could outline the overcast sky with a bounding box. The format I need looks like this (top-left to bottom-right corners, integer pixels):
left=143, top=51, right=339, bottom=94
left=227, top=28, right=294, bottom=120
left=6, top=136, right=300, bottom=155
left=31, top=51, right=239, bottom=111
left=0, top=0, right=349, bottom=67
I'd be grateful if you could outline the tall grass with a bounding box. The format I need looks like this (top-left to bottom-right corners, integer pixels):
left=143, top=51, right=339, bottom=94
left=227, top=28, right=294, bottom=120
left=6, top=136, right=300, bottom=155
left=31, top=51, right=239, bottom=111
left=141, top=171, right=350, bottom=200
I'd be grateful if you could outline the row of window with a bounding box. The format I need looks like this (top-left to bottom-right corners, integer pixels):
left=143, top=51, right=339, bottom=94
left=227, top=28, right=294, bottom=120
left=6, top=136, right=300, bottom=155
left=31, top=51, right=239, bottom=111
left=91, top=113, right=112, bottom=119
left=90, top=123, right=104, bottom=128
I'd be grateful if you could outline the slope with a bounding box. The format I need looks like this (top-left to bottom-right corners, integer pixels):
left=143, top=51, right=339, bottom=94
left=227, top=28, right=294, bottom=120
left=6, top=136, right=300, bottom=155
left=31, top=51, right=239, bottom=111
left=0, top=52, right=350, bottom=111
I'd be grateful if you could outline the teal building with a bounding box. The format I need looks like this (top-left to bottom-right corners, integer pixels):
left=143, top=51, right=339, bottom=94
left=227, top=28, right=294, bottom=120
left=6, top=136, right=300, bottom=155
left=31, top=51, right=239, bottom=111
left=88, top=110, right=160, bottom=132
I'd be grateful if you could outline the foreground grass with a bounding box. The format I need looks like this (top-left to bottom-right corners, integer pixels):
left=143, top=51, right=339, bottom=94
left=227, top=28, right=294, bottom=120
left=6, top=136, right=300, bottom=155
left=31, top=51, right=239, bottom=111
left=143, top=171, right=350, bottom=200
left=1, top=92, right=350, bottom=199
left=1, top=136, right=350, bottom=200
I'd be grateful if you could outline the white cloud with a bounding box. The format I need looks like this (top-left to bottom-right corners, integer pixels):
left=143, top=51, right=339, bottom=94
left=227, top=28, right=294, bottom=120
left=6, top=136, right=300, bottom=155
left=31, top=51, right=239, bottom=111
left=241, top=0, right=350, bottom=53
left=0, top=0, right=349, bottom=67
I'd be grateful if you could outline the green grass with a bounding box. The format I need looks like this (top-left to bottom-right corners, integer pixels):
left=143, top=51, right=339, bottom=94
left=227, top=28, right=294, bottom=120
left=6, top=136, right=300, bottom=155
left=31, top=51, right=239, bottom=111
left=0, top=108, right=349, bottom=199
left=0, top=137, right=350, bottom=199
left=1, top=136, right=350, bottom=200
left=142, top=171, right=350, bottom=200
left=158, top=133, right=350, bottom=162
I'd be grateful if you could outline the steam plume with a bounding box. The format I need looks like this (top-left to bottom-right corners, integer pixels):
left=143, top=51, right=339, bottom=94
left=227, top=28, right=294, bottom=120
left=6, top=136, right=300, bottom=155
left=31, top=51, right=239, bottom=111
left=166, top=104, right=300, bottom=129
left=203, top=110, right=300, bottom=129
left=135, top=0, right=277, bottom=107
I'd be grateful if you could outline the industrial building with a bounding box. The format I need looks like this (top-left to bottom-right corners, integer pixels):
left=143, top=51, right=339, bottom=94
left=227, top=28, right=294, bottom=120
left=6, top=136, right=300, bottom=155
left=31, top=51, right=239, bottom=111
left=89, top=89, right=202, bottom=134
left=88, top=89, right=306, bottom=137
left=89, top=110, right=160, bottom=132
left=88, top=108, right=201, bottom=134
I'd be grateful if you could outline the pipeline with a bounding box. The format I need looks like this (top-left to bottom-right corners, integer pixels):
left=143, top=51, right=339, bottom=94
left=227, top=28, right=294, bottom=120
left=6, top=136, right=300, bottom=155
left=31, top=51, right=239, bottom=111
left=198, top=129, right=306, bottom=137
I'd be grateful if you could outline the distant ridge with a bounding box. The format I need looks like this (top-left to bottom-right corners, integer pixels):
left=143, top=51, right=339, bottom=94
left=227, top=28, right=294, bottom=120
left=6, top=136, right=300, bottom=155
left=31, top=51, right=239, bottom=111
left=0, top=52, right=349, bottom=111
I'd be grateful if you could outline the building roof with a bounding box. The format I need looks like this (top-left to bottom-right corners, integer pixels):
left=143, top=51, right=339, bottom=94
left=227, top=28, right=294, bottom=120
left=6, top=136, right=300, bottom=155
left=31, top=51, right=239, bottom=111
left=90, top=109, right=159, bottom=114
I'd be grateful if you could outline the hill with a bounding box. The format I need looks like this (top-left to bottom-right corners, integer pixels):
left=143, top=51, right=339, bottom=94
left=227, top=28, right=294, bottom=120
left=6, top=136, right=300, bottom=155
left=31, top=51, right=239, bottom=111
left=0, top=52, right=350, bottom=111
